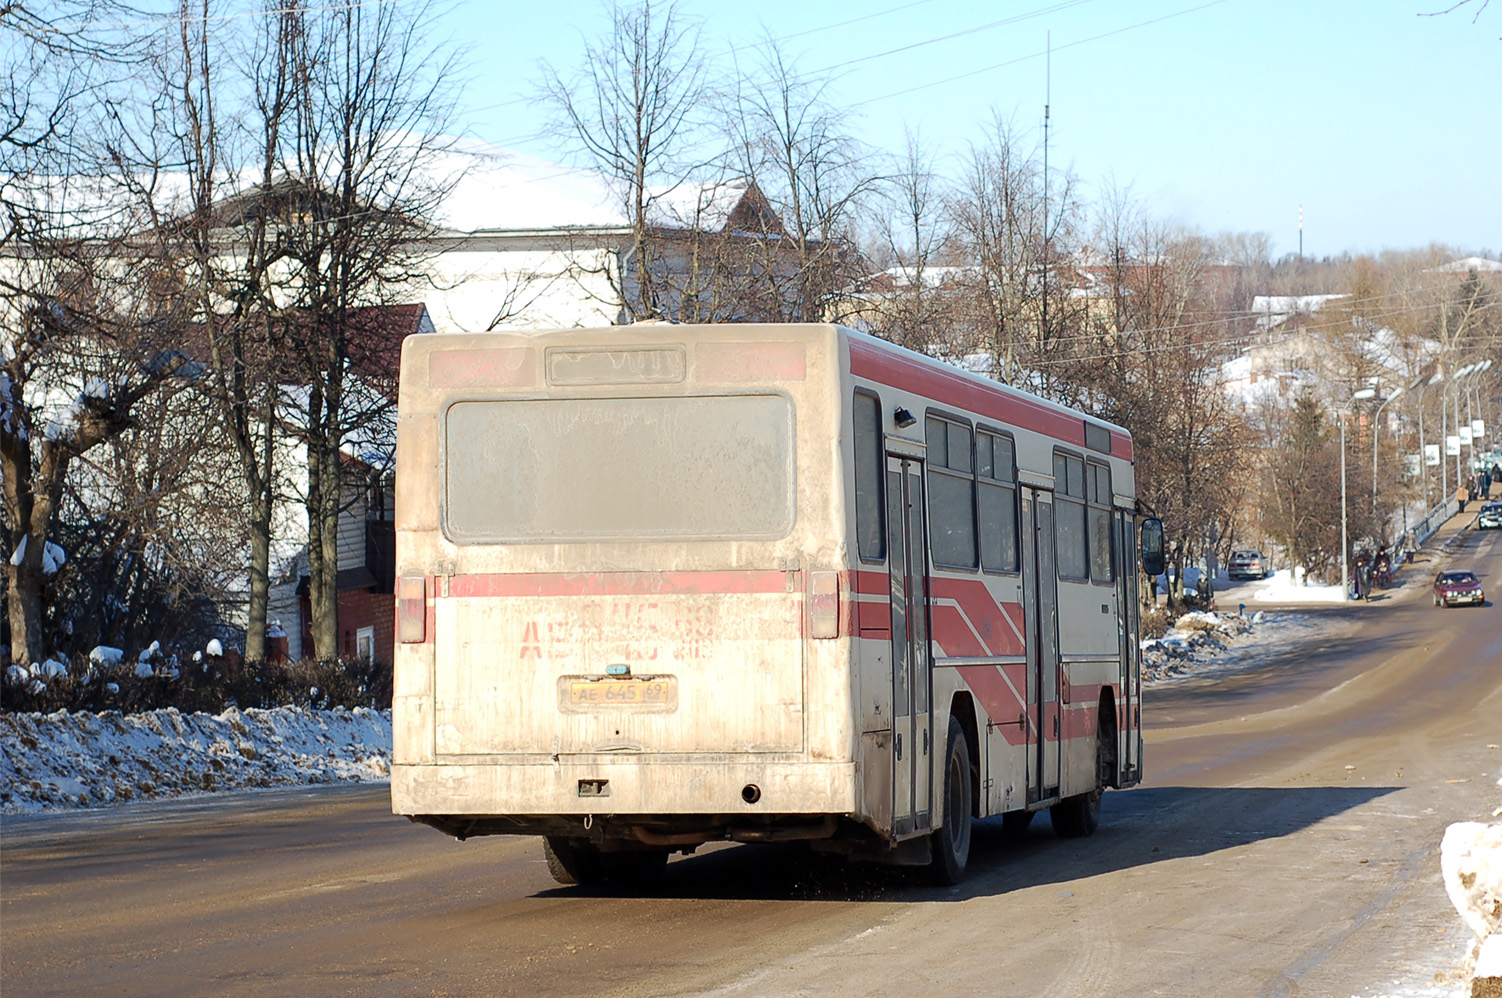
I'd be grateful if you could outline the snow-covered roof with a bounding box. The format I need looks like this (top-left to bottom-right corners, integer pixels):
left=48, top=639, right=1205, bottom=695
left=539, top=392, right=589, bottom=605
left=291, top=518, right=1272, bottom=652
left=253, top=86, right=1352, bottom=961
left=866, top=265, right=973, bottom=290
left=1429, top=256, right=1502, bottom=273
left=9, top=135, right=765, bottom=240
left=411, top=137, right=759, bottom=235
left=1249, top=294, right=1348, bottom=333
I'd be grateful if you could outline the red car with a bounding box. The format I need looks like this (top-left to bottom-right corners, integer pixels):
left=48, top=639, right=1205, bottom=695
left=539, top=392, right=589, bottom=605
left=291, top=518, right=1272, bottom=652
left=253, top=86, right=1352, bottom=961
left=1433, top=570, right=1485, bottom=608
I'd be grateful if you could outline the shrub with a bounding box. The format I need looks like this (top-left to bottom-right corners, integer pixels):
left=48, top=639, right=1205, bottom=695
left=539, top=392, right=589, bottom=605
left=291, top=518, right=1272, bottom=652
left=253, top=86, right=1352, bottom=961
left=0, top=655, right=392, bottom=714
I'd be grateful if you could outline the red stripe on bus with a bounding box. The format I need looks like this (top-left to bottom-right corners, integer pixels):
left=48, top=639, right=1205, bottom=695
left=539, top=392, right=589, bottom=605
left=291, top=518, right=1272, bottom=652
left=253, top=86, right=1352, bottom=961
left=855, top=600, right=891, bottom=636
left=850, top=338, right=1135, bottom=463
left=929, top=578, right=1026, bottom=656
left=931, top=605, right=987, bottom=657
left=446, top=570, right=794, bottom=599
left=851, top=340, right=1086, bottom=446
left=956, top=664, right=1027, bottom=733
left=851, top=569, right=888, bottom=595
left=1061, top=705, right=1098, bottom=739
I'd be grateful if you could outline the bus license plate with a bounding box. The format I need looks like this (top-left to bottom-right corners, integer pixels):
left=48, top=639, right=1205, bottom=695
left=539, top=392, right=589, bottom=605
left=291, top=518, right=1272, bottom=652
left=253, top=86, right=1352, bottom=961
left=561, top=676, right=677, bottom=711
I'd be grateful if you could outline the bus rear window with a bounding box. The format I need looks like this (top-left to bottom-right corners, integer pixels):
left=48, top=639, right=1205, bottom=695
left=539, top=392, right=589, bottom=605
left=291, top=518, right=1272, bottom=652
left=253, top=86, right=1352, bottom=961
left=443, top=395, right=795, bottom=542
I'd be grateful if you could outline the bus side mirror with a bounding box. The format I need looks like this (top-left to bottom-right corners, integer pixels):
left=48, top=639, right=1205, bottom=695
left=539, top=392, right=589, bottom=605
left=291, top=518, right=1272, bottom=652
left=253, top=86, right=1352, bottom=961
left=1140, top=518, right=1165, bottom=577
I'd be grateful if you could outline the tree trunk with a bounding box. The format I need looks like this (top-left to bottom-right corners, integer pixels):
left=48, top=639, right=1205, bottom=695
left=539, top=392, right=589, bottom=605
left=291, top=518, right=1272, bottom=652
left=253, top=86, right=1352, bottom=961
left=305, top=426, right=340, bottom=663
left=244, top=487, right=272, bottom=663
left=4, top=559, right=45, bottom=666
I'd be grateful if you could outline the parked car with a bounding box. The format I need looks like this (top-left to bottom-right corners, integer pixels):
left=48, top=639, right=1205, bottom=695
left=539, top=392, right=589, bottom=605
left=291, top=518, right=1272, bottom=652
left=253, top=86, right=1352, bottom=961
left=1478, top=502, right=1502, bottom=530
left=1227, top=549, right=1270, bottom=580
left=1433, top=570, right=1485, bottom=608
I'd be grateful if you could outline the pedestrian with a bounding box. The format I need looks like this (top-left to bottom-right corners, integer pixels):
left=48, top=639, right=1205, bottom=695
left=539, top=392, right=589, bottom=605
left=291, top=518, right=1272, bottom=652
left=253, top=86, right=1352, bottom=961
left=1402, top=528, right=1417, bottom=565
left=1482, top=470, right=1493, bottom=500
left=1374, top=548, right=1391, bottom=589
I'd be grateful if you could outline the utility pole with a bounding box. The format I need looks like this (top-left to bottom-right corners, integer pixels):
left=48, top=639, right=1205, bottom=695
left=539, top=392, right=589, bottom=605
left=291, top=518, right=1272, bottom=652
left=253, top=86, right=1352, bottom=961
left=1298, top=204, right=1303, bottom=262
left=1040, top=31, right=1050, bottom=382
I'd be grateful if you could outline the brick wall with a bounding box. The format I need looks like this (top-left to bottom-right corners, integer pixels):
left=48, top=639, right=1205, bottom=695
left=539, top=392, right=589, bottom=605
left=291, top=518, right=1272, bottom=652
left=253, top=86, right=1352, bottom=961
left=337, top=588, right=395, bottom=665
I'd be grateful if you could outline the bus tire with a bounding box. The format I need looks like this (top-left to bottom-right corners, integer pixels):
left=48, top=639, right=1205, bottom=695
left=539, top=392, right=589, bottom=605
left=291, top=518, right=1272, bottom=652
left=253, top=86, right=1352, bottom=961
left=1050, top=736, right=1105, bottom=839
left=929, top=716, right=973, bottom=885
left=544, top=836, right=605, bottom=886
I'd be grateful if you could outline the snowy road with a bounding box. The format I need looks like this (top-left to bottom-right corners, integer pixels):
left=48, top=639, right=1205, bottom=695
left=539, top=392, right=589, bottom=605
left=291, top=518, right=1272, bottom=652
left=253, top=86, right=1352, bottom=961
left=4, top=529, right=1502, bottom=997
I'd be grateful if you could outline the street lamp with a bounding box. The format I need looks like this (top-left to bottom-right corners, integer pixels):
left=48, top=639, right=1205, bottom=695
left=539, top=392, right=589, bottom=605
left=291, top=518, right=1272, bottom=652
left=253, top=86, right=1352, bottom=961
left=1415, top=369, right=1445, bottom=514
left=1342, top=387, right=1376, bottom=598
left=1371, top=384, right=1403, bottom=520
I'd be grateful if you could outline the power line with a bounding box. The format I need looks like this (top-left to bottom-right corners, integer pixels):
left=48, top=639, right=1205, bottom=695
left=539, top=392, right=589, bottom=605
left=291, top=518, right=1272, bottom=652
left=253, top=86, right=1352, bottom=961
left=810, top=0, right=1098, bottom=76
left=754, top=0, right=946, bottom=47
left=851, top=0, right=1235, bottom=108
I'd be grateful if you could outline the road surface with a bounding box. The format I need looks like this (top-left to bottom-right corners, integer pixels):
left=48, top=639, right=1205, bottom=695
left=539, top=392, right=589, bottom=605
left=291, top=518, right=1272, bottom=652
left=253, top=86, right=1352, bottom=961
left=4, top=528, right=1501, bottom=997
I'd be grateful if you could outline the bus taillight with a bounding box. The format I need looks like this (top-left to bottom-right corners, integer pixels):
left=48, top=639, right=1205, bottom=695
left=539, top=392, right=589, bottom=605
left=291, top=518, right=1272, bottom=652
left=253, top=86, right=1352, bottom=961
left=809, top=570, right=840, bottom=639
left=397, top=576, right=427, bottom=643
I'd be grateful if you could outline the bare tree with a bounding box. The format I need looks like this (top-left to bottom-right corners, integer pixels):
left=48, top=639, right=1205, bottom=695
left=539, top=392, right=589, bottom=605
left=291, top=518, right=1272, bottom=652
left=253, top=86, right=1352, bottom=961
left=540, top=0, right=711, bottom=321
left=0, top=2, right=208, bottom=665
left=722, top=39, right=876, bottom=323
left=946, top=113, right=1077, bottom=388
left=265, top=0, right=459, bottom=660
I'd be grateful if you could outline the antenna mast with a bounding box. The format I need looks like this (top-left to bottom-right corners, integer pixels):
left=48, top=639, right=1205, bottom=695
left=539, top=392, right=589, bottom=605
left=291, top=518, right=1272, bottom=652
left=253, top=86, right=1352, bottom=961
left=1041, top=31, right=1050, bottom=382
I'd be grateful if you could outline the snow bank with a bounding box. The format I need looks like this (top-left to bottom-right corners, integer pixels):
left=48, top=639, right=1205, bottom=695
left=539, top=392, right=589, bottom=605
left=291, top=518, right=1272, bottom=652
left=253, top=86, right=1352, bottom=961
left=1440, top=769, right=1502, bottom=994
left=1142, top=611, right=1252, bottom=682
left=0, top=705, right=391, bottom=814
left=1443, top=822, right=1502, bottom=940
left=1252, top=568, right=1348, bottom=604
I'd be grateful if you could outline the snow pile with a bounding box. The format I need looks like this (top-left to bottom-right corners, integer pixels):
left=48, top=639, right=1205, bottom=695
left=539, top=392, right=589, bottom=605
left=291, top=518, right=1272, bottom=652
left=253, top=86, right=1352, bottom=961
left=1442, top=820, right=1502, bottom=993
left=0, top=705, right=391, bottom=814
left=1141, top=610, right=1253, bottom=681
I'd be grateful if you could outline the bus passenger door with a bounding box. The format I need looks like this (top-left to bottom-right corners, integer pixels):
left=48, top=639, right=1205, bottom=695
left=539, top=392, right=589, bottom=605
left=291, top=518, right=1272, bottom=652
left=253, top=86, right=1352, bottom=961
left=1115, top=512, right=1143, bottom=783
left=1021, top=489, right=1062, bottom=801
left=886, top=455, right=932, bottom=837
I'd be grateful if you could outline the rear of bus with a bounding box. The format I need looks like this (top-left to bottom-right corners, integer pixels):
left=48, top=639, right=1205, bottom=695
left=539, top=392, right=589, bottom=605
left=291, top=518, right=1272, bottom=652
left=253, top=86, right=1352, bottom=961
left=390, top=324, right=858, bottom=880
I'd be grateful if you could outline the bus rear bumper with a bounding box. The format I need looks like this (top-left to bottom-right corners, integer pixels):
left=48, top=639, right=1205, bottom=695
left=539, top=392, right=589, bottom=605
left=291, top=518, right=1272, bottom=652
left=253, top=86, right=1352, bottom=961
left=391, top=760, right=858, bottom=822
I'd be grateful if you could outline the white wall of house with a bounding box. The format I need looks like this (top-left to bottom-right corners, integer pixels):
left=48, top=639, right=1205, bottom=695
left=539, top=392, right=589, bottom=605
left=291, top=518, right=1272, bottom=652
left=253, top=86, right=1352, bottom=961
left=416, top=243, right=622, bottom=333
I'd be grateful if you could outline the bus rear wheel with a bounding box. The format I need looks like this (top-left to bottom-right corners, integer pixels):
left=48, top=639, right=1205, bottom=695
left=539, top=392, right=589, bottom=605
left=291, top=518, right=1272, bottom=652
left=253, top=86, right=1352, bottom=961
left=544, top=836, right=605, bottom=886
left=929, top=716, right=973, bottom=885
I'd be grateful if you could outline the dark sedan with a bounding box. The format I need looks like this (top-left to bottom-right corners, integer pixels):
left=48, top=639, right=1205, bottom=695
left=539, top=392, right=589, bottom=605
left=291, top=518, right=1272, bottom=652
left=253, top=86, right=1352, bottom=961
left=1478, top=502, right=1502, bottom=530
left=1433, top=570, right=1485, bottom=608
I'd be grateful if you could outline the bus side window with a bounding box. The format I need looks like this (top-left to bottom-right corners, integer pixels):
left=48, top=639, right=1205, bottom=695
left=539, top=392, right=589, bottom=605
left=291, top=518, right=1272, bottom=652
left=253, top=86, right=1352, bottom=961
left=1053, top=451, right=1089, bottom=581
left=1087, top=462, right=1114, bottom=584
left=926, top=414, right=978, bottom=570
left=978, top=430, right=1018, bottom=573
left=853, top=391, right=885, bottom=561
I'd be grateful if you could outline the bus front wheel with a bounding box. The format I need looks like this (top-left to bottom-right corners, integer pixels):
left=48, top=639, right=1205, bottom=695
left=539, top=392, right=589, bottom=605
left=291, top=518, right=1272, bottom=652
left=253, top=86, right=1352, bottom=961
left=1050, top=735, right=1105, bottom=838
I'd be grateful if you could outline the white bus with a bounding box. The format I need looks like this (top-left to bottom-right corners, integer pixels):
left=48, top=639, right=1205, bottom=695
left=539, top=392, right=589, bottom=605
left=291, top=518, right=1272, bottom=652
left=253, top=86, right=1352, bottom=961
left=390, top=322, right=1163, bottom=884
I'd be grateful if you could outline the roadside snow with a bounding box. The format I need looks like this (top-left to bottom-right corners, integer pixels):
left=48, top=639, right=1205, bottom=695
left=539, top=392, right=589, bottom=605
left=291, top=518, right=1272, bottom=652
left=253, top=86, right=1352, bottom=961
left=1142, top=609, right=1341, bottom=686
left=0, top=705, right=391, bottom=814
left=1253, top=568, right=1349, bottom=604
left=1442, top=820, right=1502, bottom=990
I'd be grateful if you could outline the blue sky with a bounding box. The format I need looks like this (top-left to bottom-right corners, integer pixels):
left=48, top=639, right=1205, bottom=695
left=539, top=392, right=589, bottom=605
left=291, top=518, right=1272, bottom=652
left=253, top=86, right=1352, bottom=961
left=443, top=0, right=1499, bottom=259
